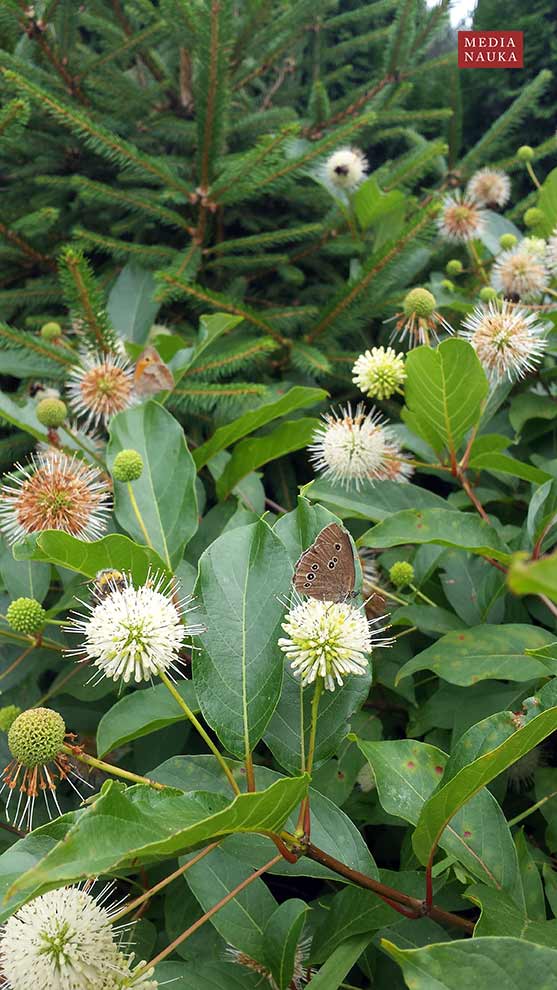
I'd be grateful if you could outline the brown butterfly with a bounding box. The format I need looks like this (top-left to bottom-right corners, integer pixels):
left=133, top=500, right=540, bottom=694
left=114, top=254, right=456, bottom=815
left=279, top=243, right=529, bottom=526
left=134, top=346, right=174, bottom=397
left=293, top=523, right=356, bottom=602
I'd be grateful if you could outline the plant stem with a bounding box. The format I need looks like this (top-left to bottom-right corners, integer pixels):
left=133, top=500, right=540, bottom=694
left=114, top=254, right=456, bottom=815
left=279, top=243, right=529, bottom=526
left=508, top=791, right=557, bottom=828
left=526, top=161, right=541, bottom=189
left=158, top=672, right=240, bottom=795
left=61, top=425, right=106, bottom=469
left=467, top=241, right=488, bottom=283
left=306, top=677, right=323, bottom=777
left=0, top=643, right=34, bottom=682
left=111, top=842, right=220, bottom=923
left=410, top=584, right=436, bottom=608
left=0, top=626, right=62, bottom=652
left=392, top=625, right=417, bottom=640
left=363, top=580, right=408, bottom=607
left=127, top=481, right=155, bottom=553
left=137, top=853, right=282, bottom=975
left=64, top=745, right=166, bottom=790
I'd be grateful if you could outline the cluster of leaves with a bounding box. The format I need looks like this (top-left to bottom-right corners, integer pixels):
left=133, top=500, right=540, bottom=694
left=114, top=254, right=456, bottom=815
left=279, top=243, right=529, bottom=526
left=2, top=2, right=557, bottom=989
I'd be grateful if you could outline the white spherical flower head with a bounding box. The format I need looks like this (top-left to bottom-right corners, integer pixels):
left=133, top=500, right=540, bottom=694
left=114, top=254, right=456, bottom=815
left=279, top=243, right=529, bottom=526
left=67, top=351, right=135, bottom=430
left=522, top=236, right=547, bottom=258
left=66, top=572, right=205, bottom=684
left=492, top=245, right=549, bottom=300
left=309, top=403, right=412, bottom=489
left=0, top=885, right=131, bottom=990
left=323, top=147, right=368, bottom=191
left=437, top=192, right=487, bottom=243
left=352, top=347, right=406, bottom=401
left=279, top=597, right=388, bottom=692
left=466, top=168, right=511, bottom=208
left=462, top=300, right=547, bottom=382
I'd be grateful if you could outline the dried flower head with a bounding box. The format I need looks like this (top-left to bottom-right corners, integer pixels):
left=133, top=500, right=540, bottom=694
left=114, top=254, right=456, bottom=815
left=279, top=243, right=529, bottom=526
left=1, top=707, right=89, bottom=829
left=66, top=571, right=205, bottom=685
left=492, top=244, right=549, bottom=300
left=227, top=937, right=313, bottom=988
left=437, top=192, right=487, bottom=243
left=322, top=147, right=368, bottom=191
left=67, top=352, right=135, bottom=430
left=389, top=287, right=453, bottom=348
left=309, top=403, right=411, bottom=490
left=462, top=300, right=547, bottom=382
left=466, top=168, right=511, bottom=208
left=279, top=595, right=390, bottom=692
left=352, top=347, right=406, bottom=400
left=0, top=452, right=111, bottom=545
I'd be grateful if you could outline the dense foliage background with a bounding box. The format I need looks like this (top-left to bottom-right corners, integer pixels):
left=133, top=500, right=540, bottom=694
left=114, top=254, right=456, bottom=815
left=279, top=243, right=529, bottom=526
left=2, top=2, right=557, bottom=988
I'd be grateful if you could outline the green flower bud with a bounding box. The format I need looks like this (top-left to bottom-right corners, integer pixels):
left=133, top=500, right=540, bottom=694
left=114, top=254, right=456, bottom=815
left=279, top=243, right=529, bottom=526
left=8, top=708, right=66, bottom=768
left=389, top=561, right=415, bottom=589
left=6, top=597, right=46, bottom=635
left=517, top=145, right=534, bottom=162
left=479, top=286, right=498, bottom=302
left=0, top=705, right=22, bottom=733
left=40, top=322, right=62, bottom=341
left=36, top=397, right=67, bottom=428
left=403, top=288, right=436, bottom=318
left=441, top=279, right=455, bottom=293
left=446, top=259, right=463, bottom=276
left=523, top=208, right=544, bottom=228
left=112, top=449, right=144, bottom=482
left=499, top=233, right=518, bottom=250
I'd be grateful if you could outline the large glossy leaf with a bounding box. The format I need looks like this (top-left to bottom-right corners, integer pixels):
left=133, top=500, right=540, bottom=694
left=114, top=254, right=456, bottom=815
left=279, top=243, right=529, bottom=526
left=194, top=386, right=327, bottom=469
left=5, top=774, right=308, bottom=908
left=107, top=262, right=160, bottom=344
left=13, top=530, right=168, bottom=580
left=396, top=624, right=557, bottom=686
left=412, top=705, right=557, bottom=865
left=170, top=313, right=244, bottom=390
left=216, top=417, right=320, bottom=499
left=382, top=936, right=557, bottom=990
left=402, top=339, right=489, bottom=456
left=97, top=681, right=200, bottom=756
left=264, top=899, right=308, bottom=990
left=0, top=537, right=50, bottom=603
left=468, top=451, right=551, bottom=485
left=467, top=884, right=557, bottom=946
left=508, top=551, right=557, bottom=603
left=193, top=520, right=291, bottom=759
left=359, top=508, right=511, bottom=564
left=305, top=934, right=372, bottom=989
left=306, top=478, right=450, bottom=521
left=154, top=961, right=262, bottom=989
left=107, top=401, right=198, bottom=566
left=355, top=738, right=521, bottom=898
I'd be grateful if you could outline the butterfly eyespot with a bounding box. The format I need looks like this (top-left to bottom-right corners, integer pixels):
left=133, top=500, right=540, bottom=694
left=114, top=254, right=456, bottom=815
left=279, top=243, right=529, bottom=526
left=306, top=572, right=315, bottom=581
left=328, top=561, right=336, bottom=570
left=311, top=563, right=319, bottom=571
left=334, top=543, right=342, bottom=551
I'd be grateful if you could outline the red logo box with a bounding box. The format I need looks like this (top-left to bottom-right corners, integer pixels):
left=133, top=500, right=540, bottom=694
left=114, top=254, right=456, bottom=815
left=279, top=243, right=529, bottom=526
left=458, top=31, right=523, bottom=68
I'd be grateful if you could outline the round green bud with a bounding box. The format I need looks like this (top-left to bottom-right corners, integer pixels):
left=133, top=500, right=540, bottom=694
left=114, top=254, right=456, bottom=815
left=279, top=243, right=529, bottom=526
left=8, top=708, right=66, bottom=769
left=36, top=397, right=67, bottom=428
left=402, top=288, right=436, bottom=318
left=523, top=207, right=544, bottom=228
left=441, top=279, right=455, bottom=293
left=517, top=145, right=534, bottom=162
left=446, top=259, right=463, bottom=276
left=479, top=286, right=498, bottom=302
left=112, top=449, right=144, bottom=482
left=389, top=561, right=415, bottom=589
left=0, top=705, right=21, bottom=733
left=6, top=597, right=46, bottom=635
left=499, top=233, right=518, bottom=250
left=40, top=321, right=62, bottom=341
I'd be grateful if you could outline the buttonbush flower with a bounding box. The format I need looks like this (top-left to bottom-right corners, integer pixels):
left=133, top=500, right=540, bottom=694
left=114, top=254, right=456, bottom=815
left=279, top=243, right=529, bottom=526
left=308, top=403, right=412, bottom=490
left=67, top=352, right=135, bottom=430
left=66, top=572, right=205, bottom=684
left=462, top=300, right=547, bottom=382
left=389, top=287, right=453, bottom=347
left=6, top=597, right=46, bottom=635
left=466, top=168, right=510, bottom=209
left=352, top=347, right=406, bottom=400
left=437, top=192, right=487, bottom=243
left=389, top=561, right=415, bottom=589
left=0, top=452, right=111, bottom=545
left=322, top=147, right=368, bottom=191
left=279, top=595, right=390, bottom=692
left=492, top=244, right=549, bottom=300
left=227, top=938, right=312, bottom=988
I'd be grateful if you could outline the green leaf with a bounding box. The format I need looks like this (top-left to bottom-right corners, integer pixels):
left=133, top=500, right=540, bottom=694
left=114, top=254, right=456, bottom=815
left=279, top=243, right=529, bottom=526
left=305, top=934, right=372, bottom=989
left=466, top=884, right=557, bottom=946
left=359, top=509, right=511, bottom=564
left=469, top=452, right=551, bottom=485
left=194, top=386, right=327, bottom=469
left=264, top=899, right=308, bottom=990
left=170, top=313, right=244, bottom=389
left=396, top=624, right=557, bottom=686
left=0, top=537, right=50, bottom=603
left=107, top=401, right=198, bottom=567
left=509, top=392, right=557, bottom=435
left=534, top=166, right=557, bottom=237
left=402, top=339, right=488, bottom=456
left=97, top=681, right=200, bottom=757
left=306, top=478, right=451, bottom=521
left=6, top=775, right=309, bottom=907
left=193, top=520, right=291, bottom=759
left=352, top=176, right=406, bottom=231
left=412, top=705, right=557, bottom=866
left=153, top=961, right=262, bottom=988
left=107, top=262, right=160, bottom=344
left=215, top=417, right=320, bottom=499
left=13, top=531, right=168, bottom=581
left=508, top=551, right=557, bottom=603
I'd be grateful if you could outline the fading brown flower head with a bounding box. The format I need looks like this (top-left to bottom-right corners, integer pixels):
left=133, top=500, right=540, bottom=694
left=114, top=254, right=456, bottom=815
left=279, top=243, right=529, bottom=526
left=67, top=352, right=135, bottom=430
left=466, top=168, right=511, bottom=209
left=0, top=452, right=111, bottom=545
left=437, top=192, right=487, bottom=243
left=227, top=938, right=313, bottom=989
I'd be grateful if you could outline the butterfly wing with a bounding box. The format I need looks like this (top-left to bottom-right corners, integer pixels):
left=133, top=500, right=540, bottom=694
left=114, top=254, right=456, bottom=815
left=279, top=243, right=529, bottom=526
left=293, top=523, right=356, bottom=602
left=134, top=347, right=174, bottom=396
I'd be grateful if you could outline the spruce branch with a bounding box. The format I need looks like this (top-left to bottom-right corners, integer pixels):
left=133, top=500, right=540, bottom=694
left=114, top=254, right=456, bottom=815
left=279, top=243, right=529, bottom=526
left=69, top=176, right=191, bottom=231
left=0, top=322, right=74, bottom=368
left=77, top=20, right=167, bottom=80
left=195, top=0, right=232, bottom=191
left=0, top=97, right=29, bottom=139
left=58, top=246, right=117, bottom=352
left=0, top=220, right=57, bottom=271
left=72, top=228, right=178, bottom=267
